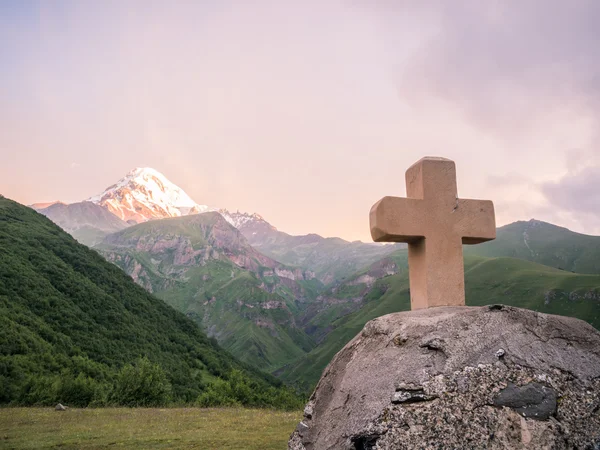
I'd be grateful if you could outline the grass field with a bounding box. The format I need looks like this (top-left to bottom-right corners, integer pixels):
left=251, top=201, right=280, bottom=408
left=0, top=408, right=301, bottom=449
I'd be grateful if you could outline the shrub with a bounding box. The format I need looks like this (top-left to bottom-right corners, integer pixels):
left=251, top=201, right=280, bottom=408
left=196, top=378, right=240, bottom=407
left=111, top=357, right=172, bottom=407
left=55, top=372, right=98, bottom=407
left=197, top=369, right=305, bottom=410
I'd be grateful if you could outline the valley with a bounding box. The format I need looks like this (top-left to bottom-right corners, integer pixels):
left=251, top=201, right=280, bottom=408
left=24, top=167, right=600, bottom=394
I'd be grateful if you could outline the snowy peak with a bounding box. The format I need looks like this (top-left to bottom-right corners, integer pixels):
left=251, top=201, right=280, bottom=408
left=84, top=167, right=273, bottom=230
left=219, top=209, right=275, bottom=231
left=88, top=167, right=213, bottom=223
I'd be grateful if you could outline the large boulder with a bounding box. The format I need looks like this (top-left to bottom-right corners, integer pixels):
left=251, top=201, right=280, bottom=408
left=289, top=305, right=600, bottom=449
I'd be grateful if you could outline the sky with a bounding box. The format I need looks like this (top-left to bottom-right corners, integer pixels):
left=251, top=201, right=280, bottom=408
left=1, top=0, right=599, bottom=241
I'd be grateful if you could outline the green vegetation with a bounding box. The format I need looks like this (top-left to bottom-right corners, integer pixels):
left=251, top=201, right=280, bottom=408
left=0, top=197, right=303, bottom=409
left=156, top=262, right=315, bottom=372
left=299, top=251, right=409, bottom=343
left=103, top=212, right=222, bottom=249
left=466, top=220, right=600, bottom=274
left=25, top=192, right=600, bottom=401
left=98, top=214, right=317, bottom=372
left=0, top=407, right=301, bottom=449
left=281, top=250, right=600, bottom=391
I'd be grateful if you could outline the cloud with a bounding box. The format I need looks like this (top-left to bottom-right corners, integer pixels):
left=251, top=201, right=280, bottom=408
left=362, top=0, right=600, bottom=235
left=486, top=173, right=531, bottom=188
left=542, top=165, right=600, bottom=216
left=384, top=1, right=600, bottom=137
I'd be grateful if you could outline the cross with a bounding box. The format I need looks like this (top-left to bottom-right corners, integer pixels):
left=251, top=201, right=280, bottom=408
left=370, top=157, right=496, bottom=310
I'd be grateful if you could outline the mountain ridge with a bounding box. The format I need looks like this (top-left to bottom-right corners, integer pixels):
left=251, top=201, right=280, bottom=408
left=466, top=219, right=600, bottom=274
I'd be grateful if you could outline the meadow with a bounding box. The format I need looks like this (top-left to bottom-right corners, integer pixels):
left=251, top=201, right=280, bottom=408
left=0, top=408, right=301, bottom=449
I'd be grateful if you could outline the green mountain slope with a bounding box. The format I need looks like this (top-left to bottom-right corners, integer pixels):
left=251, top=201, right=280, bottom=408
left=280, top=251, right=600, bottom=391
left=298, top=252, right=408, bottom=344
left=97, top=213, right=319, bottom=372
left=0, top=196, right=300, bottom=408
left=466, top=220, right=600, bottom=274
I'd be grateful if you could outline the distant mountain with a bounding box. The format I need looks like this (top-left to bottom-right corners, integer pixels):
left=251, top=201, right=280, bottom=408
left=466, top=219, right=600, bottom=274
left=280, top=251, right=600, bottom=391
left=97, top=212, right=321, bottom=372
left=221, top=210, right=400, bottom=284
left=35, top=201, right=128, bottom=246
left=220, top=209, right=274, bottom=232
left=296, top=219, right=600, bottom=346
left=32, top=168, right=398, bottom=285
left=88, top=167, right=213, bottom=223
left=0, top=196, right=299, bottom=408
left=30, top=201, right=63, bottom=209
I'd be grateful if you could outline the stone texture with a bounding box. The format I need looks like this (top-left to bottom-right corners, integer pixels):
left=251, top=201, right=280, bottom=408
left=288, top=305, right=600, bottom=450
left=370, top=157, right=496, bottom=309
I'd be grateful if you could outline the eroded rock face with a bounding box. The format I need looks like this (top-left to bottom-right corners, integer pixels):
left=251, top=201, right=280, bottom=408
left=289, top=305, right=600, bottom=450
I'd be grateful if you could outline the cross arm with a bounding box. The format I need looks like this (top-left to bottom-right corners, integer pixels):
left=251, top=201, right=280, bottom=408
left=454, top=199, right=496, bottom=244
left=370, top=196, right=426, bottom=243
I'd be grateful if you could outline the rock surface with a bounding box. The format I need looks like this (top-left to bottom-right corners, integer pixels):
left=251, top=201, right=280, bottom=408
left=289, top=305, right=600, bottom=449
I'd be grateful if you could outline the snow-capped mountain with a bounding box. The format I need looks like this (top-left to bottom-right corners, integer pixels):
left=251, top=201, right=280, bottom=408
left=88, top=167, right=213, bottom=223
left=219, top=210, right=273, bottom=230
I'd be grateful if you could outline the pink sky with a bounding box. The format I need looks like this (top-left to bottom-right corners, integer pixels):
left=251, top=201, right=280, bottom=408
left=1, top=1, right=599, bottom=241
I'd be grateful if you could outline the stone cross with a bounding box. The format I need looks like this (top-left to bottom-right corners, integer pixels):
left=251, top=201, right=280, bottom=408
left=370, top=157, right=496, bottom=310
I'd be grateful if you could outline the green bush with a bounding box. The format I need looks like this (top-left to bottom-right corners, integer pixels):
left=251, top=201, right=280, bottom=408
left=111, top=357, right=172, bottom=407
left=55, top=373, right=99, bottom=407
left=197, top=378, right=240, bottom=407
left=197, top=369, right=305, bottom=410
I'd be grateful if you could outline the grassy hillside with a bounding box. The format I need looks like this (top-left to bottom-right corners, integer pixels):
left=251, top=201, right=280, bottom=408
left=298, top=251, right=408, bottom=344
left=97, top=213, right=318, bottom=372
left=280, top=251, right=600, bottom=391
left=156, top=260, right=316, bottom=371
left=466, top=220, right=600, bottom=274
left=0, top=196, right=302, bottom=408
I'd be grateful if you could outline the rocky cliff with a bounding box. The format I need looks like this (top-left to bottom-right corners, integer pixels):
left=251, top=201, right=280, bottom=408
left=289, top=305, right=600, bottom=449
